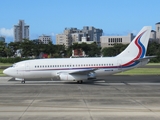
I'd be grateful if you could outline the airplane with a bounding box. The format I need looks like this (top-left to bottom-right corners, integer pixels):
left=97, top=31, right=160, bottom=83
left=3, top=26, right=152, bottom=84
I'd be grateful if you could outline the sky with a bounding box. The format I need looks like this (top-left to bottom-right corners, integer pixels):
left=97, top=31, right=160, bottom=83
left=0, top=0, right=160, bottom=43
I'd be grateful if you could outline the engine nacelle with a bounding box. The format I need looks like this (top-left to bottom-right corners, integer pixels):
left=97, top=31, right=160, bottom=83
left=51, top=71, right=60, bottom=77
left=59, top=73, right=88, bottom=81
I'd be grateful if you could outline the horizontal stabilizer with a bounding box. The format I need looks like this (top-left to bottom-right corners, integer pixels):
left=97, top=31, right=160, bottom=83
left=134, top=56, right=156, bottom=62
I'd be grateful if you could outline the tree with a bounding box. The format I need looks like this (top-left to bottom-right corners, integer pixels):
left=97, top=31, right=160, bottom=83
left=68, top=42, right=101, bottom=57
left=8, top=42, right=21, bottom=56
left=147, top=41, right=160, bottom=62
left=20, top=39, right=34, bottom=57
left=4, top=47, right=12, bottom=57
left=102, top=43, right=128, bottom=57
left=87, top=43, right=101, bottom=57
left=0, top=41, right=7, bottom=57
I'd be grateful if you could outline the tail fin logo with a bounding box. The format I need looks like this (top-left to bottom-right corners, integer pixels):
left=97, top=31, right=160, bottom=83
left=134, top=31, right=146, bottom=60
left=122, top=30, right=146, bottom=67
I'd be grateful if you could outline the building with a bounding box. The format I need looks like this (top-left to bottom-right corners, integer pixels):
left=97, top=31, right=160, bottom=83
left=38, top=35, right=52, bottom=44
left=100, top=33, right=134, bottom=48
left=150, top=30, right=156, bottom=42
left=56, top=26, right=103, bottom=48
left=14, top=20, right=29, bottom=42
left=156, top=22, right=160, bottom=43
left=72, top=49, right=86, bottom=57
left=0, top=36, right=5, bottom=42
left=56, top=34, right=71, bottom=47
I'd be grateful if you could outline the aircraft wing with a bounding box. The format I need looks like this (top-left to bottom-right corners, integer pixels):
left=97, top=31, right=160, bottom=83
left=69, top=68, right=97, bottom=75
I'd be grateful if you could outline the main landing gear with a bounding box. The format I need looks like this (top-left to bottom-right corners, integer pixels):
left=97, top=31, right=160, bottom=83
left=21, top=80, right=25, bottom=84
left=77, top=80, right=83, bottom=84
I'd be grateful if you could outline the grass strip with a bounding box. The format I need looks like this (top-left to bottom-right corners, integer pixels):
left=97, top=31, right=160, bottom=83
left=116, top=68, right=160, bottom=75
left=147, top=63, right=160, bottom=65
left=0, top=63, right=12, bottom=66
left=0, top=69, right=6, bottom=76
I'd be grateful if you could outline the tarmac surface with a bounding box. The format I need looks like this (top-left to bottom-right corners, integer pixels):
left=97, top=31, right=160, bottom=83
left=0, top=75, right=160, bottom=120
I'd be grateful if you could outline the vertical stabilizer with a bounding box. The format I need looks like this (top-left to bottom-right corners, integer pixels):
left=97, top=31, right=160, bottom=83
left=117, top=26, right=151, bottom=59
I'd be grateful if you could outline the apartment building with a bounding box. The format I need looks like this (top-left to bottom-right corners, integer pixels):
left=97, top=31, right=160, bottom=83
left=156, top=22, right=160, bottom=43
left=39, top=35, right=52, bottom=44
left=14, top=20, right=29, bottom=42
left=56, top=26, right=103, bottom=47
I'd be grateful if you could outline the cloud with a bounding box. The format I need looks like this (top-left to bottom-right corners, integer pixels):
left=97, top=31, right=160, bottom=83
left=0, top=28, right=13, bottom=37
left=51, top=32, right=55, bottom=36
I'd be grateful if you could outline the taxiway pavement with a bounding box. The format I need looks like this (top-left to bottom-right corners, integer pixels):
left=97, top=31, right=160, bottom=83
left=0, top=75, right=160, bottom=120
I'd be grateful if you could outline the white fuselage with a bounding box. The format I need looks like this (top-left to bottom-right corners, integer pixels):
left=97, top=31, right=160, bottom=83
left=3, top=57, right=149, bottom=81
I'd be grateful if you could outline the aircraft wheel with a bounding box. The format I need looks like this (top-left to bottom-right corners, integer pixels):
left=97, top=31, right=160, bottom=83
left=77, top=80, right=83, bottom=84
left=21, top=80, right=25, bottom=84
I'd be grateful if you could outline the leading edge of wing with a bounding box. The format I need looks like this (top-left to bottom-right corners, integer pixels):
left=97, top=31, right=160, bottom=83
left=69, top=68, right=97, bottom=75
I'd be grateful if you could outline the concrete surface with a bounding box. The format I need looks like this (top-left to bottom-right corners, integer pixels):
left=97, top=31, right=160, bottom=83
left=0, top=75, right=160, bottom=120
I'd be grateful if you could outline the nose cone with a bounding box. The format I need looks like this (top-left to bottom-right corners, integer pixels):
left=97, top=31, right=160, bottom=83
left=3, top=69, right=6, bottom=74
left=3, top=69, right=8, bottom=75
left=3, top=68, right=12, bottom=76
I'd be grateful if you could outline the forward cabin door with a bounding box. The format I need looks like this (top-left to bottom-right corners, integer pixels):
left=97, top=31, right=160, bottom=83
left=24, top=62, right=30, bottom=77
left=25, top=62, right=30, bottom=71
